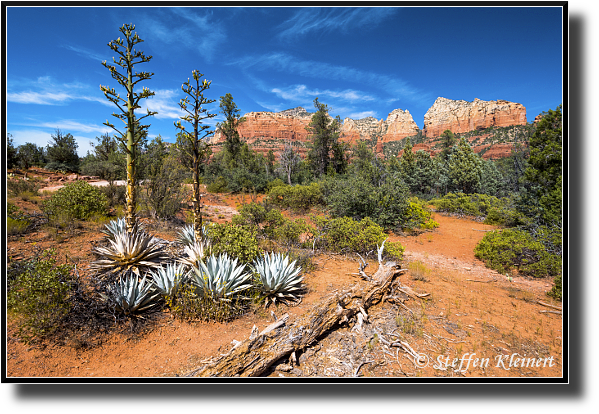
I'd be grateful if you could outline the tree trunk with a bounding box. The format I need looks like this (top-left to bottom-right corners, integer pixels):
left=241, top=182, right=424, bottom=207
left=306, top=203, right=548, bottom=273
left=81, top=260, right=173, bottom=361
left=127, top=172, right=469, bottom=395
left=188, top=261, right=406, bottom=377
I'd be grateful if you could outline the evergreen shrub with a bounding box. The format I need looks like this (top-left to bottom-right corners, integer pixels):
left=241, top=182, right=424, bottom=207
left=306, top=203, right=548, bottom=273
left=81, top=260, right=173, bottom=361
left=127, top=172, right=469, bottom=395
left=43, top=181, right=108, bottom=221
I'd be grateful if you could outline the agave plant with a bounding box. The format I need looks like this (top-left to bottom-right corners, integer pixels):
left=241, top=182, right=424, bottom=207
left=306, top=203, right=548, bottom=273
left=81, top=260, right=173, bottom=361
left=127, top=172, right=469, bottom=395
left=252, top=252, right=303, bottom=306
left=190, top=253, right=252, bottom=301
left=100, top=273, right=161, bottom=316
left=179, top=241, right=209, bottom=268
left=101, top=217, right=141, bottom=241
left=176, top=224, right=210, bottom=247
left=91, top=226, right=168, bottom=276
left=149, top=262, right=189, bottom=297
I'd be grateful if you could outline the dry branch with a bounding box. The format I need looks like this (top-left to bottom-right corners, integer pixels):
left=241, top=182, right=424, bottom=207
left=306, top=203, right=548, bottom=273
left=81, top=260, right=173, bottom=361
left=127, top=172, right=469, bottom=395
left=536, top=301, right=562, bottom=311
left=186, top=262, right=406, bottom=377
left=466, top=279, right=496, bottom=283
left=539, top=310, right=562, bottom=315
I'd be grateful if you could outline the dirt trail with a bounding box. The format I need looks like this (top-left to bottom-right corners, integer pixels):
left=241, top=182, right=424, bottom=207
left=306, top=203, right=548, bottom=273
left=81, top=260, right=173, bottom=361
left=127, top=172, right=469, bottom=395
left=6, top=181, right=562, bottom=378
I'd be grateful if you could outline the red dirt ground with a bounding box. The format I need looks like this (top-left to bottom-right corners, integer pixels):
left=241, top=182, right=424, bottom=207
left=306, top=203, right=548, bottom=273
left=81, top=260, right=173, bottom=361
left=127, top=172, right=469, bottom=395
left=5, top=171, right=562, bottom=378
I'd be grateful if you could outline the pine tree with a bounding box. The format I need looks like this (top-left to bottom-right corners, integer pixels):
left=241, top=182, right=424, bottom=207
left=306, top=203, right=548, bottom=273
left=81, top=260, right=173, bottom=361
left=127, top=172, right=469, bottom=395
left=306, top=98, right=344, bottom=177
left=175, top=70, right=216, bottom=241
left=100, top=23, right=156, bottom=231
left=399, top=137, right=417, bottom=193
left=521, top=105, right=562, bottom=226
left=46, top=129, right=79, bottom=172
left=446, top=137, right=483, bottom=194
left=7, top=134, right=18, bottom=169
left=218, top=93, right=244, bottom=163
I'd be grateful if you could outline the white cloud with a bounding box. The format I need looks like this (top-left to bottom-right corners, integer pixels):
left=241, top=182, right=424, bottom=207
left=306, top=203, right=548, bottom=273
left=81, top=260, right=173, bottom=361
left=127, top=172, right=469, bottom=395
left=271, top=84, right=375, bottom=103
left=36, top=120, right=112, bottom=135
left=137, top=8, right=227, bottom=62
left=349, top=111, right=378, bottom=119
left=230, top=52, right=430, bottom=104
left=7, top=76, right=110, bottom=106
left=141, top=89, right=185, bottom=120
left=62, top=45, right=108, bottom=63
left=277, top=8, right=399, bottom=40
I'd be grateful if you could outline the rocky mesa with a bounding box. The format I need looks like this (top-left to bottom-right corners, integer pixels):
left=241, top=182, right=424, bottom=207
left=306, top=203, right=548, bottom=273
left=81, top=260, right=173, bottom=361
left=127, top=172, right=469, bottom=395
left=209, top=97, right=527, bottom=159
left=423, top=97, right=527, bottom=137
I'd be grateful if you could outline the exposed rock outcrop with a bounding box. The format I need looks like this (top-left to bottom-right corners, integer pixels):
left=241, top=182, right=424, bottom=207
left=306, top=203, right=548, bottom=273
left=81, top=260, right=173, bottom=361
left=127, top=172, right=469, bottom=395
left=208, top=98, right=528, bottom=161
left=423, top=97, right=527, bottom=137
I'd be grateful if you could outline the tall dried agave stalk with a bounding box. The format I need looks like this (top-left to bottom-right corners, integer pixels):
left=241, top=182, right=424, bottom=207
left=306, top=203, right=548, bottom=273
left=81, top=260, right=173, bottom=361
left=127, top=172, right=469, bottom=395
left=175, top=70, right=216, bottom=242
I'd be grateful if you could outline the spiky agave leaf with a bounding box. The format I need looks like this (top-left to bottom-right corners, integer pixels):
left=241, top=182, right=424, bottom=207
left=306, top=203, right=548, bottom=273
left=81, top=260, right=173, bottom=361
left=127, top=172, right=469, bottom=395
left=179, top=241, right=209, bottom=268
left=149, top=262, right=189, bottom=297
left=176, top=225, right=196, bottom=247
left=190, top=253, right=252, bottom=301
left=176, top=224, right=211, bottom=247
left=101, top=217, right=142, bottom=241
left=101, top=273, right=161, bottom=315
left=252, top=252, right=303, bottom=306
left=91, top=227, right=168, bottom=275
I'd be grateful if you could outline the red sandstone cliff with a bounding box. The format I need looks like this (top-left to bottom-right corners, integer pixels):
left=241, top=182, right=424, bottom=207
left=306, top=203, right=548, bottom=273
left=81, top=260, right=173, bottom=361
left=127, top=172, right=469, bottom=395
left=209, top=98, right=528, bottom=161
left=423, top=97, right=527, bottom=137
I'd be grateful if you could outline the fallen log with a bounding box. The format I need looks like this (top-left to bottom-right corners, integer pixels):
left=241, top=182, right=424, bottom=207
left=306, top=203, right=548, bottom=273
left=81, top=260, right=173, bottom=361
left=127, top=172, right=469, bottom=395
left=187, top=261, right=407, bottom=377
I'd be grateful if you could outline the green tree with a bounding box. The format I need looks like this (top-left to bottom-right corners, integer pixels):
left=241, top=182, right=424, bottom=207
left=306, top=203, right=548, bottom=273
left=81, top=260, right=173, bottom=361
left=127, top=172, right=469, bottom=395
left=306, top=98, right=345, bottom=177
left=45, top=129, right=80, bottom=172
left=446, top=138, right=483, bottom=194
left=7, top=134, right=18, bottom=169
left=521, top=105, right=562, bottom=226
left=414, top=150, right=441, bottom=196
left=80, top=134, right=125, bottom=181
left=100, top=23, right=156, bottom=231
left=175, top=70, right=216, bottom=240
left=17, top=142, right=45, bottom=170
left=217, top=93, right=245, bottom=162
left=399, top=137, right=417, bottom=192
left=440, top=129, right=456, bottom=160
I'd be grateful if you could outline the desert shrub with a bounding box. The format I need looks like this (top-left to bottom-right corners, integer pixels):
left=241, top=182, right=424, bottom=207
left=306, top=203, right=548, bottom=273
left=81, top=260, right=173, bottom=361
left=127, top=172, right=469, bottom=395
left=267, top=182, right=324, bottom=211
left=266, top=178, right=286, bottom=192
left=312, top=216, right=404, bottom=261
left=165, top=283, right=246, bottom=322
left=7, top=202, right=30, bottom=234
left=474, top=228, right=561, bottom=278
left=7, top=249, right=74, bottom=343
left=548, top=274, right=562, bottom=301
left=207, top=222, right=261, bottom=263
left=322, top=175, right=413, bottom=231
left=272, top=218, right=310, bottom=247
left=98, top=184, right=127, bottom=209
left=7, top=217, right=30, bottom=235
left=430, top=192, right=513, bottom=219
left=141, top=156, right=187, bottom=219
left=232, top=203, right=314, bottom=247
left=44, top=161, right=75, bottom=173
left=206, top=175, right=229, bottom=193
left=43, top=180, right=108, bottom=221
left=232, top=202, right=268, bottom=228
left=7, top=177, right=40, bottom=197
left=403, top=198, right=439, bottom=230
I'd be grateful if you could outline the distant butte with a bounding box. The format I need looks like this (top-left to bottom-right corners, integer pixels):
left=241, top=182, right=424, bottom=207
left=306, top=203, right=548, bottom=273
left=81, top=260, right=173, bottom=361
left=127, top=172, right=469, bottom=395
left=209, top=97, right=529, bottom=160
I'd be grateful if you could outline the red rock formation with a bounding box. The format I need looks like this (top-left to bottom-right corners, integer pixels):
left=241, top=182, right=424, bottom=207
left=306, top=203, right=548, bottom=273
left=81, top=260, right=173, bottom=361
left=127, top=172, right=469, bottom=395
left=423, top=97, right=527, bottom=137
left=381, top=109, right=420, bottom=142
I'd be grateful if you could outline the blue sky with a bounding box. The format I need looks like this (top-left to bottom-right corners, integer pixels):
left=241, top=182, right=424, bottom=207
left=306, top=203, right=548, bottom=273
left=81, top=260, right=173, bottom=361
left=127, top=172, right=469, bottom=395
left=5, top=5, right=564, bottom=156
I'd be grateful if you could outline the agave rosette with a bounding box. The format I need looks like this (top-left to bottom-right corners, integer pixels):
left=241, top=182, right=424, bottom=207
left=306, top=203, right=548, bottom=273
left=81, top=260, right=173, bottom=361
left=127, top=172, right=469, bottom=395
left=101, top=273, right=161, bottom=315
left=190, top=253, right=252, bottom=301
left=149, top=262, right=189, bottom=297
left=91, top=226, right=168, bottom=275
left=101, top=217, right=142, bottom=241
left=252, top=252, right=303, bottom=305
left=176, top=224, right=211, bottom=247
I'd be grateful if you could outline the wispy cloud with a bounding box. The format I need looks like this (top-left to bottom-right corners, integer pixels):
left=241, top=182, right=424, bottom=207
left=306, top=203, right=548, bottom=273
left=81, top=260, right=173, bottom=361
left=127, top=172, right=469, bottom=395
left=141, top=89, right=184, bottom=120
left=349, top=111, right=378, bottom=119
left=137, top=8, right=227, bottom=62
left=230, top=52, right=429, bottom=104
left=277, top=7, right=399, bottom=40
left=62, top=45, right=108, bottom=62
left=36, top=120, right=112, bottom=135
left=7, top=76, right=110, bottom=106
left=271, top=84, right=376, bottom=103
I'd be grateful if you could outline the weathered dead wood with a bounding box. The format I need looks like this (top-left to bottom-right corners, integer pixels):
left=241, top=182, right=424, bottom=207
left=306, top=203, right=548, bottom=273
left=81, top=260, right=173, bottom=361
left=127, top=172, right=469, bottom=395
left=536, top=301, right=562, bottom=311
left=466, top=279, right=496, bottom=283
left=539, top=310, right=562, bottom=315
left=187, top=262, right=406, bottom=377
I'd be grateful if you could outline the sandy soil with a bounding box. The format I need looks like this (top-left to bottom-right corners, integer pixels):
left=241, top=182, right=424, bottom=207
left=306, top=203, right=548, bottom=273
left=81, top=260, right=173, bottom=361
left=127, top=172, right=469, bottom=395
left=5, top=172, right=562, bottom=379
